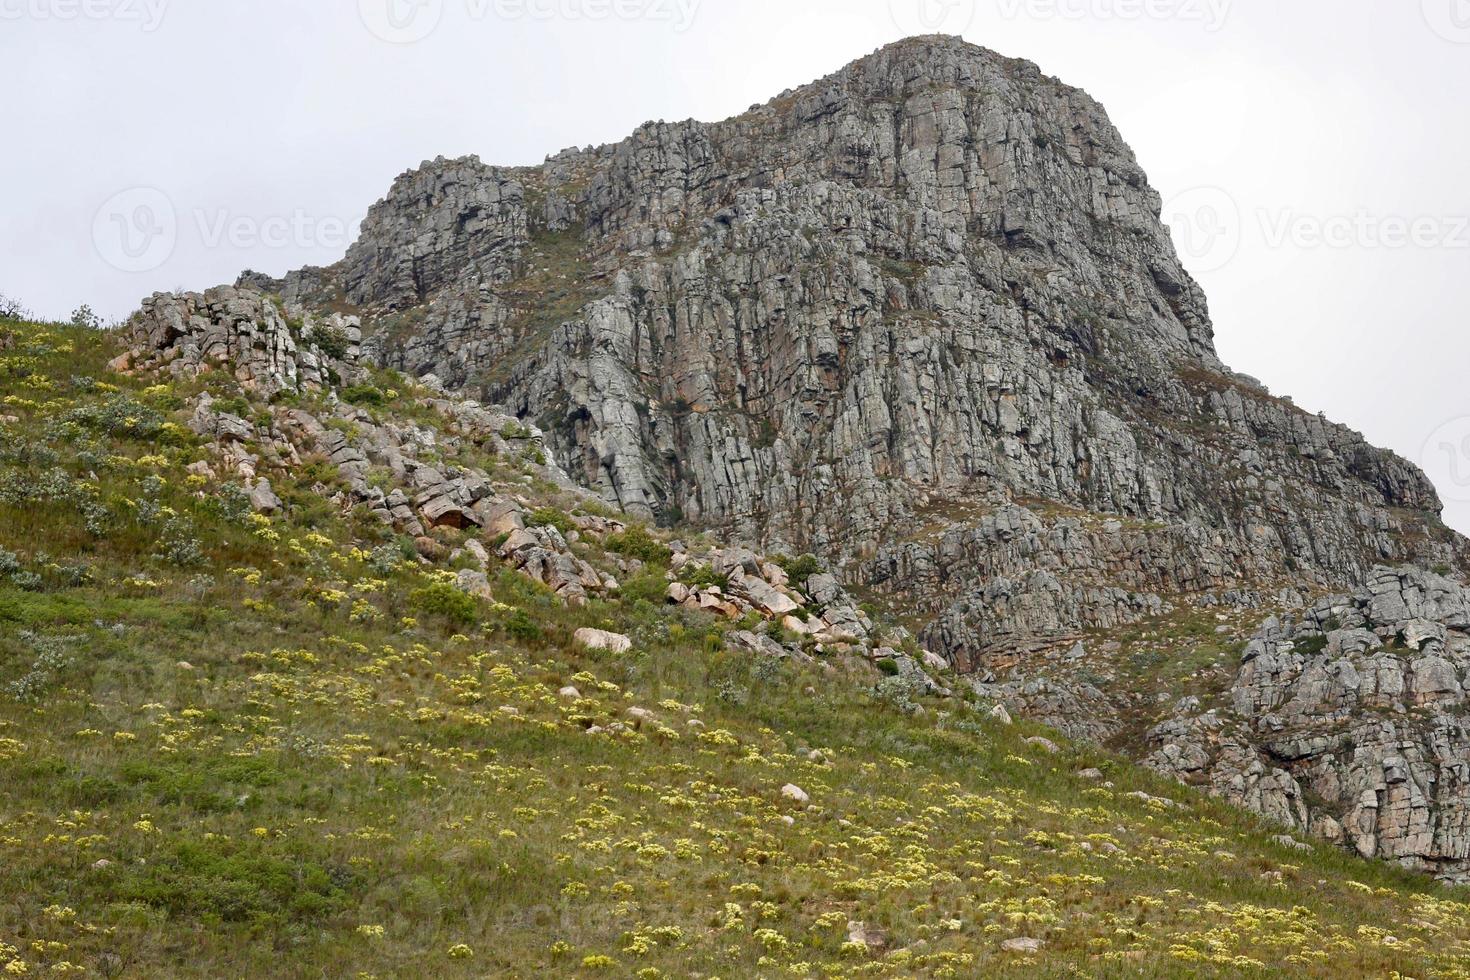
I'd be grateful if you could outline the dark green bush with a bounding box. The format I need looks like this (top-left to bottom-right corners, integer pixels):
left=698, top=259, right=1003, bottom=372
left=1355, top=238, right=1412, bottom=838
left=501, top=608, right=541, bottom=642
left=312, top=324, right=350, bottom=360
left=409, top=582, right=478, bottom=626
left=777, top=553, right=823, bottom=587
left=605, top=526, right=671, bottom=564
left=678, top=564, right=728, bottom=590
left=341, top=384, right=385, bottom=408
left=1292, top=633, right=1328, bottom=658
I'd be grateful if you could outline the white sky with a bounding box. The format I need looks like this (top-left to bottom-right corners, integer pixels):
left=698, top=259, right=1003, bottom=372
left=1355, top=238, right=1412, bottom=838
left=4, top=0, right=1469, bottom=533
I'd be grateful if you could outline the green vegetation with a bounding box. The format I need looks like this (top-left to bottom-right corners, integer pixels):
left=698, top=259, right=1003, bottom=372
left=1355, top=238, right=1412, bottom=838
left=341, top=383, right=387, bottom=407
left=777, top=553, right=824, bottom=589
left=311, top=323, right=351, bottom=361
left=678, top=563, right=729, bottom=590
left=527, top=506, right=575, bottom=535
left=605, top=525, right=673, bottom=564
left=409, top=580, right=480, bottom=627
left=2, top=316, right=1470, bottom=977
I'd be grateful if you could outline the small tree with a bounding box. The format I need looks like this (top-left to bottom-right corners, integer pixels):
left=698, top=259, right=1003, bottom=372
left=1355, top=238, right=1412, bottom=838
left=0, top=292, right=31, bottom=321
left=71, top=305, right=104, bottom=330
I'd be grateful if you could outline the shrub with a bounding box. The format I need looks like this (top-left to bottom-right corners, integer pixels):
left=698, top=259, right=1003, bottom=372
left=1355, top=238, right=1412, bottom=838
left=500, top=608, right=541, bottom=642
left=409, top=582, right=478, bottom=626
left=527, top=507, right=574, bottom=535
left=115, top=839, right=346, bottom=922
left=7, top=631, right=77, bottom=702
left=777, top=553, right=823, bottom=587
left=1292, top=633, right=1328, bottom=658
left=211, top=395, right=250, bottom=418
left=873, top=674, right=924, bottom=714
left=70, top=305, right=104, bottom=329
left=369, top=543, right=404, bottom=574
left=202, top=483, right=253, bottom=525
left=156, top=529, right=205, bottom=567
left=621, top=569, right=671, bottom=605
left=341, top=384, right=385, bottom=408
left=605, top=526, right=672, bottom=564
left=0, top=292, right=32, bottom=321
left=679, top=564, right=728, bottom=590
left=311, top=324, right=350, bottom=360
left=57, top=394, right=165, bottom=440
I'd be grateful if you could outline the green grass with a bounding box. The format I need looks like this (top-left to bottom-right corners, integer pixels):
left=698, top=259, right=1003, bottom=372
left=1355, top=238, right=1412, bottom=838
left=2, top=317, right=1470, bottom=977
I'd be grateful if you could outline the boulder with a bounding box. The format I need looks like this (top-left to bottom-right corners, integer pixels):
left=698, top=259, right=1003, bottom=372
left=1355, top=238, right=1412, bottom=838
left=780, top=784, right=810, bottom=805
left=574, top=628, right=632, bottom=654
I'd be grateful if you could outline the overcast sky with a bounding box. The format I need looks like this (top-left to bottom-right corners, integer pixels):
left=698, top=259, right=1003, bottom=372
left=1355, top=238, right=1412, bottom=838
left=4, top=0, right=1468, bottom=532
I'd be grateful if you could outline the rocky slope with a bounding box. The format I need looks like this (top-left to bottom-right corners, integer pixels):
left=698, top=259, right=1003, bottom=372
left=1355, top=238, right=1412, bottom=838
left=118, top=285, right=943, bottom=683
left=11, top=313, right=1470, bottom=976
left=129, top=36, right=1470, bottom=880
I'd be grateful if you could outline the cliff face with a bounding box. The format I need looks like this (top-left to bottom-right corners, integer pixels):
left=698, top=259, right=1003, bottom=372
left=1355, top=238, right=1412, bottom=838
left=206, top=35, right=1470, bottom=878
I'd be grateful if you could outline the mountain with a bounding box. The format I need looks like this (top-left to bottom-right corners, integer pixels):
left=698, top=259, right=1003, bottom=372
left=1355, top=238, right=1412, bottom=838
left=6, top=34, right=1470, bottom=972
left=242, top=34, right=1461, bottom=626
left=214, top=35, right=1470, bottom=879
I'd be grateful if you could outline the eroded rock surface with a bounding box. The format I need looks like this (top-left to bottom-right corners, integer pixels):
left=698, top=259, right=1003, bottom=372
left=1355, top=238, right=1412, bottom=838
left=1148, top=567, right=1470, bottom=883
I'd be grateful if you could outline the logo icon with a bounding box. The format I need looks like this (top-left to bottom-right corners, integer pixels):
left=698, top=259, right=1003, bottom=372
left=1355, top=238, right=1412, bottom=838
left=889, top=0, right=977, bottom=36
left=1423, top=0, right=1470, bottom=42
left=92, top=187, right=177, bottom=274
left=1162, top=186, right=1241, bottom=274
left=358, top=0, right=444, bottom=44
left=1424, top=417, right=1470, bottom=504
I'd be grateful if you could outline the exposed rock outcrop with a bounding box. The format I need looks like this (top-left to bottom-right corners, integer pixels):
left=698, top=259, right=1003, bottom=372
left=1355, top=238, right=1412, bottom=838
left=119, top=290, right=943, bottom=683
left=1148, top=567, right=1470, bottom=883
left=123, top=287, right=361, bottom=396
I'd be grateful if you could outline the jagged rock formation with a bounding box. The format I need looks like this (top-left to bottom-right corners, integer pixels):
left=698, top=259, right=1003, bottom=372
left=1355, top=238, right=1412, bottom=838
left=1148, top=567, right=1470, bottom=883
left=130, top=36, right=1470, bottom=876
left=118, top=287, right=362, bottom=396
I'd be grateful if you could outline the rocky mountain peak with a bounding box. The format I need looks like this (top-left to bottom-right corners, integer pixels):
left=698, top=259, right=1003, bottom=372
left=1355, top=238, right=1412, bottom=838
left=140, top=37, right=1470, bottom=879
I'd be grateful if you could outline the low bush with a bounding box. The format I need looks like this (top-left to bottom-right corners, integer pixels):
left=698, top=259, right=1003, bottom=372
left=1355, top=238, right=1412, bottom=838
left=409, top=582, right=478, bottom=626
left=605, top=525, right=671, bottom=564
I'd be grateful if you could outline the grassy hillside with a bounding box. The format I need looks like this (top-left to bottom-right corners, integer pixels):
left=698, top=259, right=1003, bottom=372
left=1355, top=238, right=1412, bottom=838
left=2, top=318, right=1470, bottom=978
